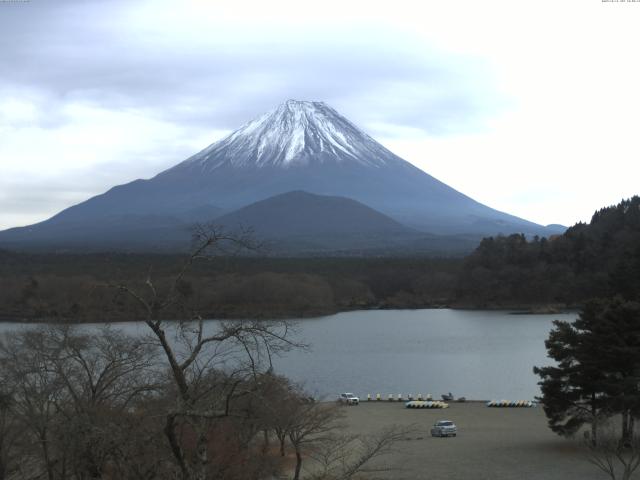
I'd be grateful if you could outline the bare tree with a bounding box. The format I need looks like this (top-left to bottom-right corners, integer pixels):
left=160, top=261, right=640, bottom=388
left=109, top=225, right=302, bottom=480
left=248, top=373, right=408, bottom=480
left=0, top=326, right=162, bottom=480
left=50, top=326, right=160, bottom=410
left=307, top=425, right=414, bottom=480
left=251, top=371, right=302, bottom=457
left=0, top=328, right=69, bottom=480
left=49, top=326, right=161, bottom=479
left=287, top=401, right=344, bottom=480
left=0, top=387, right=21, bottom=480
left=585, top=418, right=640, bottom=480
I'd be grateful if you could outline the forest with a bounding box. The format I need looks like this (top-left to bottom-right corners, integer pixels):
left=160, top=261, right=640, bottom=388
left=0, top=196, right=639, bottom=322
left=0, top=253, right=459, bottom=322
left=455, top=196, right=640, bottom=307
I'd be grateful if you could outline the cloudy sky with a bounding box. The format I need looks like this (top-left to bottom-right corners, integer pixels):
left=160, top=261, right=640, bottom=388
left=1, top=0, right=639, bottom=230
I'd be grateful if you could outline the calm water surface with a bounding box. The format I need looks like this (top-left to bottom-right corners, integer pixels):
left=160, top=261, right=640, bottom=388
left=0, top=309, right=575, bottom=401
left=271, top=309, right=576, bottom=401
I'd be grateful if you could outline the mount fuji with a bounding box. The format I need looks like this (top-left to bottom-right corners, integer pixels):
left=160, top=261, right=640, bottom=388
left=0, top=100, right=562, bottom=253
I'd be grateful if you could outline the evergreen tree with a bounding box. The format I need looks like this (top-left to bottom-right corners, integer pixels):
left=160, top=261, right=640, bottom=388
left=458, top=196, right=640, bottom=306
left=534, top=317, right=607, bottom=443
left=535, top=298, right=640, bottom=444
left=584, top=298, right=640, bottom=444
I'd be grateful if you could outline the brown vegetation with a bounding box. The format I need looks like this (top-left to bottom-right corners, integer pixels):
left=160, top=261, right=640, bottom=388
left=0, top=251, right=459, bottom=323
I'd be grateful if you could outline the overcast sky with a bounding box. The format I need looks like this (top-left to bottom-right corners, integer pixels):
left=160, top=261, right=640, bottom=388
left=1, top=0, right=639, bottom=230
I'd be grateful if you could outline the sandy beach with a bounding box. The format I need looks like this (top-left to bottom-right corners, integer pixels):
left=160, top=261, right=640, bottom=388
left=338, top=401, right=604, bottom=480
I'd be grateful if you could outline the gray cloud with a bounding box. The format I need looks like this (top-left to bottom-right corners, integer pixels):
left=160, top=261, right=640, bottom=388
left=0, top=1, right=502, bottom=135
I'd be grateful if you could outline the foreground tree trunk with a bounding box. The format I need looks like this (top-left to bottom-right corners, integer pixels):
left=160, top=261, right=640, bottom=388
left=40, top=433, right=55, bottom=480
left=591, top=394, right=598, bottom=446
left=262, top=429, right=269, bottom=454
left=164, top=414, right=188, bottom=479
left=622, top=410, right=635, bottom=447
left=195, top=430, right=208, bottom=480
left=293, top=447, right=302, bottom=480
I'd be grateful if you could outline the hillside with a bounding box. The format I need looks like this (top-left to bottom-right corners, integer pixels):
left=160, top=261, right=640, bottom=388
left=455, top=196, right=640, bottom=307
left=213, top=190, right=470, bottom=254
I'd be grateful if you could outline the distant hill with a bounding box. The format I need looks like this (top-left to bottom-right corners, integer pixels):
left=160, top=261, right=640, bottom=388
left=217, top=190, right=409, bottom=236
left=216, top=191, right=480, bottom=255
left=455, top=196, right=640, bottom=306
left=215, top=190, right=411, bottom=252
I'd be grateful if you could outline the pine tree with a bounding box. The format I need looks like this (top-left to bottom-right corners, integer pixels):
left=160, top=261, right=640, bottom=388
left=534, top=317, right=607, bottom=443
left=535, top=298, right=640, bottom=444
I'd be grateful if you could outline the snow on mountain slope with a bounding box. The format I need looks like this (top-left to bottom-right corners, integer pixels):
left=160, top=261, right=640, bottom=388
left=176, top=100, right=403, bottom=171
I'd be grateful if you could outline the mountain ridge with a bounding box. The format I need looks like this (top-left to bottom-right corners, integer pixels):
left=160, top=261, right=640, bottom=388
left=0, top=99, right=564, bottom=253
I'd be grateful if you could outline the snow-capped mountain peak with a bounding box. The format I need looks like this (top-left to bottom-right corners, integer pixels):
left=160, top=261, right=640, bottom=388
left=0, top=98, right=560, bottom=253
left=181, top=100, right=403, bottom=171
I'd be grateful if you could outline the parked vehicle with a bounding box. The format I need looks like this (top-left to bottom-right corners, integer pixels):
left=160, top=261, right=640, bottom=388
left=338, top=393, right=360, bottom=405
left=430, top=420, right=457, bottom=437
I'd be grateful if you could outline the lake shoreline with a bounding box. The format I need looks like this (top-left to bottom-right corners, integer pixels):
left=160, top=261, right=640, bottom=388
left=0, top=302, right=579, bottom=324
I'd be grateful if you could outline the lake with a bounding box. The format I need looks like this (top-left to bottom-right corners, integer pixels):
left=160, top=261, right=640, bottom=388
left=0, top=309, right=575, bottom=401
left=271, top=309, right=575, bottom=401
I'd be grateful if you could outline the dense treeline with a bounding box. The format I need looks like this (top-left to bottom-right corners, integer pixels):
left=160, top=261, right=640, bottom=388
left=456, top=196, right=640, bottom=308
left=0, top=254, right=460, bottom=322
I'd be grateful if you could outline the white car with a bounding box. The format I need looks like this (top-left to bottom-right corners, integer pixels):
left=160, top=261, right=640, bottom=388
left=430, top=420, right=457, bottom=437
left=338, top=393, right=360, bottom=405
